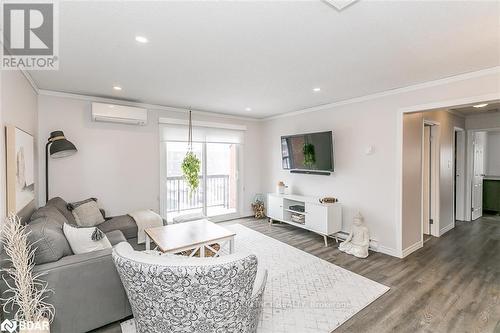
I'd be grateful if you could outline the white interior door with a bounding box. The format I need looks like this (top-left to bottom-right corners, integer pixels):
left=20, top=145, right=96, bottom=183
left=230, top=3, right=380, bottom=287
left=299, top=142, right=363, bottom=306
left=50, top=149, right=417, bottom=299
left=454, top=130, right=466, bottom=221
left=472, top=132, right=486, bottom=220
left=423, top=125, right=431, bottom=235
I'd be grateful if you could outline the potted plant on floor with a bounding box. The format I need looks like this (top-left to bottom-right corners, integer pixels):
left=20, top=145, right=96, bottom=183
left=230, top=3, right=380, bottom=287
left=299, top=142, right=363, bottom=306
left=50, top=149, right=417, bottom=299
left=182, top=109, right=201, bottom=194
left=1, top=214, right=54, bottom=333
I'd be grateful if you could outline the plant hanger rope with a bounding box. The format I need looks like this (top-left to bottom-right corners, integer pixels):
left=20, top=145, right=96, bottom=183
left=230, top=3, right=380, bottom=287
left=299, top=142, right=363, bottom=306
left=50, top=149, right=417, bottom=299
left=188, top=108, right=193, bottom=150
left=182, top=107, right=201, bottom=194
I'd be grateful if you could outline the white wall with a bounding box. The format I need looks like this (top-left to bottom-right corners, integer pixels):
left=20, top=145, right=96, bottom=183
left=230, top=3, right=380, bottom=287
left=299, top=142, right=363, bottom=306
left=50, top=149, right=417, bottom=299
left=261, top=69, right=500, bottom=256
left=402, top=110, right=465, bottom=250
left=485, top=131, right=500, bottom=176
left=0, top=70, right=38, bottom=221
left=402, top=112, right=423, bottom=249
left=37, top=94, right=261, bottom=217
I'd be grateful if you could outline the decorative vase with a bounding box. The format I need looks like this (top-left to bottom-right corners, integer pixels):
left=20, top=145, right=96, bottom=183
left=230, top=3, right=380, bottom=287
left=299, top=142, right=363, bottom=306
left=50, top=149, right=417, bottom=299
left=276, top=181, right=287, bottom=194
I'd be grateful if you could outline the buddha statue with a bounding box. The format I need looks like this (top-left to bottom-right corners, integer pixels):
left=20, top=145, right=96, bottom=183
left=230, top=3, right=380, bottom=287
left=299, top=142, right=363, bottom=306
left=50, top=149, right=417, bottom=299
left=338, top=212, right=369, bottom=258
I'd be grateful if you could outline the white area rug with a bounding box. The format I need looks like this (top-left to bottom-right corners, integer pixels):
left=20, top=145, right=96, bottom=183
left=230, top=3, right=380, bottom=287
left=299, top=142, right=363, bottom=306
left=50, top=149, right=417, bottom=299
left=121, top=224, right=389, bottom=333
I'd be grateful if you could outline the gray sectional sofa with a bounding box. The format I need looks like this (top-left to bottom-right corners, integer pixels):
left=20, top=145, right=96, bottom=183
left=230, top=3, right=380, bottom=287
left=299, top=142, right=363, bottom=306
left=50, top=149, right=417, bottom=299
left=0, top=197, right=142, bottom=333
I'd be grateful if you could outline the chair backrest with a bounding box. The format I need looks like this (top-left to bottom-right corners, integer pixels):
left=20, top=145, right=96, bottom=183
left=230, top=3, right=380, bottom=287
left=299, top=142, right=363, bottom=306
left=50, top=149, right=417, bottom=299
left=112, top=242, right=258, bottom=333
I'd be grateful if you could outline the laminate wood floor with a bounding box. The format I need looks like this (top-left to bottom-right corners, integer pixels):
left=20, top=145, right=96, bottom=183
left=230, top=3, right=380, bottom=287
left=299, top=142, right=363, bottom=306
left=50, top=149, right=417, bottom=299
left=93, top=215, right=500, bottom=333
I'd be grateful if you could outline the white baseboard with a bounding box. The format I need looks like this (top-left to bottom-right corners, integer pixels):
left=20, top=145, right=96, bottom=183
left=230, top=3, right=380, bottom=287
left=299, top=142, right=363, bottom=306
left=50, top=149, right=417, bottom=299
left=333, top=231, right=380, bottom=252
left=241, top=210, right=254, bottom=218
left=335, top=232, right=401, bottom=258
left=377, top=245, right=400, bottom=257
left=248, top=217, right=402, bottom=258
left=332, top=231, right=402, bottom=258
left=402, top=240, right=423, bottom=258
left=439, top=223, right=454, bottom=236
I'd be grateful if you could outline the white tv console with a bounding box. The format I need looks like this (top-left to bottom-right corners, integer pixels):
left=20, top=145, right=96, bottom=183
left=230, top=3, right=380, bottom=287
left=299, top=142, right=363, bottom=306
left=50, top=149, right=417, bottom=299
left=267, top=193, right=342, bottom=246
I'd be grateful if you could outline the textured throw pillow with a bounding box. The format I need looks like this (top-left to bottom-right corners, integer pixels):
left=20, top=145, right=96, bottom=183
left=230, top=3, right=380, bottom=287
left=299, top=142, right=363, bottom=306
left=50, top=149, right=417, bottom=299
left=69, top=199, right=105, bottom=227
left=67, top=198, right=98, bottom=210
left=63, top=223, right=112, bottom=254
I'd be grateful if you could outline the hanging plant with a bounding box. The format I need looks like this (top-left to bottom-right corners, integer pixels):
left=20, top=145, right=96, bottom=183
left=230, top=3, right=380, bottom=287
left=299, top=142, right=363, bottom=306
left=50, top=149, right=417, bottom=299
left=182, top=109, right=201, bottom=193
left=182, top=151, right=201, bottom=193
left=303, top=143, right=316, bottom=168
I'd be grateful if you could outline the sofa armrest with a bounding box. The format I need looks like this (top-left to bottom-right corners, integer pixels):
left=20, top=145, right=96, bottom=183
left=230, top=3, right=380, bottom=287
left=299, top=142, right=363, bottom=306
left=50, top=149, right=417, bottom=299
left=33, top=248, right=112, bottom=272
left=29, top=249, right=131, bottom=333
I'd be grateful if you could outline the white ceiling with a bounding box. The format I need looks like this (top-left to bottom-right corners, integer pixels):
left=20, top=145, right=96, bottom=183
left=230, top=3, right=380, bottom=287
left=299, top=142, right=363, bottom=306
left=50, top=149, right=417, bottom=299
left=29, top=1, right=500, bottom=119
left=450, top=101, right=500, bottom=116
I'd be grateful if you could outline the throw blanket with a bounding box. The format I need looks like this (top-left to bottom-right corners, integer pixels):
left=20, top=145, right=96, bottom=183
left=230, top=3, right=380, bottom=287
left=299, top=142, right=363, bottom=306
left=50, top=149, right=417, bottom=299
left=128, top=210, right=163, bottom=244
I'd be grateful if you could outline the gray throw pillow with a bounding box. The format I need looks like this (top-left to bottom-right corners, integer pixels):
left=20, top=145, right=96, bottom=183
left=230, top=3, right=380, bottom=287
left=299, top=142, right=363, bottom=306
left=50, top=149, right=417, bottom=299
left=46, top=197, right=77, bottom=224
left=71, top=200, right=105, bottom=227
left=31, top=205, right=69, bottom=225
left=26, top=215, right=73, bottom=265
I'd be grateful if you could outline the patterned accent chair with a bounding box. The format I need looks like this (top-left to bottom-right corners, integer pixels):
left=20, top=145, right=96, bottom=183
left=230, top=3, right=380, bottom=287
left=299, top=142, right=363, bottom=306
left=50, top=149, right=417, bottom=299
left=112, top=242, right=267, bottom=333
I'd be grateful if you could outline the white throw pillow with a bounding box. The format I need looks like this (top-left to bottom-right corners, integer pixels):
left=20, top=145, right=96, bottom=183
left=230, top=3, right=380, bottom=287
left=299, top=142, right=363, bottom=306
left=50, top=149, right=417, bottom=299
left=63, top=223, right=112, bottom=254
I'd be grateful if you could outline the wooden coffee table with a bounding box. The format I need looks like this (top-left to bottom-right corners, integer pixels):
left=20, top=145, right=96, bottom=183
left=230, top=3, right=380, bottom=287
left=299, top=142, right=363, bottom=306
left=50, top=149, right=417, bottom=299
left=144, top=219, right=236, bottom=257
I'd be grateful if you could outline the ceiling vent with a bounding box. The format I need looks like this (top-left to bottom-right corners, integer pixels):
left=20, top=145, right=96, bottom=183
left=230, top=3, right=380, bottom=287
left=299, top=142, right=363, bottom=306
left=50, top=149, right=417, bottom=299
left=91, top=102, right=147, bottom=125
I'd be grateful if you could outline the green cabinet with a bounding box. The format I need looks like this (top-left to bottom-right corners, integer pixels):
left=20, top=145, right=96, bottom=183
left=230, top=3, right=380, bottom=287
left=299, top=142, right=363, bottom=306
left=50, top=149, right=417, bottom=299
left=483, top=179, right=500, bottom=213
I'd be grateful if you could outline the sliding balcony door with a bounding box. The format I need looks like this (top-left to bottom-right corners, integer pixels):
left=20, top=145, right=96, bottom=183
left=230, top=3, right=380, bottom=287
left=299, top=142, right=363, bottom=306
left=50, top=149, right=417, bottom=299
left=161, top=139, right=240, bottom=223
left=163, top=141, right=205, bottom=222
left=206, top=143, right=238, bottom=218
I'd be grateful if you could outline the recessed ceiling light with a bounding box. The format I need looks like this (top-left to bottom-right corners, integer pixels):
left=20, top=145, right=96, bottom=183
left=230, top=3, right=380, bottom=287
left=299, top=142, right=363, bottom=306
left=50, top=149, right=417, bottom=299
left=313, top=87, right=321, bottom=92
left=245, top=107, right=252, bottom=112
left=473, top=103, right=488, bottom=108
left=135, top=36, right=148, bottom=43
left=113, top=86, right=122, bottom=91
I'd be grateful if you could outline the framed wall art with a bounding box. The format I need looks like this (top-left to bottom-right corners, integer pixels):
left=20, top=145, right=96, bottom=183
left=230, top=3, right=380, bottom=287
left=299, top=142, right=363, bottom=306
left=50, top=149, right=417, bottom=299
left=6, top=125, right=36, bottom=216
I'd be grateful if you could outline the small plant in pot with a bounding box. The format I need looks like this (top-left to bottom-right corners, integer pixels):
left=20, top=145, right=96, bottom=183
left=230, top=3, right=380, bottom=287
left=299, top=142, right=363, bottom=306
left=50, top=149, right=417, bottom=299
left=182, top=110, right=201, bottom=194
left=1, top=214, right=54, bottom=333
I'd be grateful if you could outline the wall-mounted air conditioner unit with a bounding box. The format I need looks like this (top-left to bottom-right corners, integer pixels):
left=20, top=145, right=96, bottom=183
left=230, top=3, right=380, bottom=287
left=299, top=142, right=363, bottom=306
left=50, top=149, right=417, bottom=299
left=91, top=102, right=148, bottom=125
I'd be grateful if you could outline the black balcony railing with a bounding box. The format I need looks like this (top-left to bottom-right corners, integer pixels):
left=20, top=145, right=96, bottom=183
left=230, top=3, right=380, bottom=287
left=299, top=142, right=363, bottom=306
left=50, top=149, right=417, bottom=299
left=162, top=174, right=230, bottom=214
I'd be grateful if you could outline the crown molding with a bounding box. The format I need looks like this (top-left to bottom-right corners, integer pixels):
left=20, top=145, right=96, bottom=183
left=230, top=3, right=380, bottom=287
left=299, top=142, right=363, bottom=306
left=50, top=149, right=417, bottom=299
left=37, top=89, right=260, bottom=122
left=0, top=39, right=39, bottom=94
left=32, top=65, right=500, bottom=122
left=18, top=68, right=39, bottom=95
left=264, top=66, right=500, bottom=121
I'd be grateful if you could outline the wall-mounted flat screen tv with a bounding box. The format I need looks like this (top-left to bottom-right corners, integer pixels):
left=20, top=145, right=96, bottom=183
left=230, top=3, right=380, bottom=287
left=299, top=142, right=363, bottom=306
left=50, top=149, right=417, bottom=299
left=281, top=131, right=334, bottom=173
